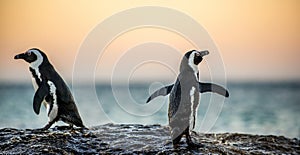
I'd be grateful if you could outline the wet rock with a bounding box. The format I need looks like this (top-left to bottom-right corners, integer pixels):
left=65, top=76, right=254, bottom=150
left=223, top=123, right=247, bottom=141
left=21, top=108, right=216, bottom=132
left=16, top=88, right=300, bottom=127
left=0, top=124, right=299, bottom=154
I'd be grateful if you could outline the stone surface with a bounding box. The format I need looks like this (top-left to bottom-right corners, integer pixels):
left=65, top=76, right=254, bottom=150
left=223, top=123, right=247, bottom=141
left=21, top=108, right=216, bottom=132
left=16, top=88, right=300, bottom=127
left=0, top=124, right=299, bottom=154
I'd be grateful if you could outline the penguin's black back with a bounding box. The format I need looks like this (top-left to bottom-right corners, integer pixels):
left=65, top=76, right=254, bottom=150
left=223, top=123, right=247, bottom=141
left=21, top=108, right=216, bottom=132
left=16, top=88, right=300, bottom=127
left=38, top=59, right=84, bottom=127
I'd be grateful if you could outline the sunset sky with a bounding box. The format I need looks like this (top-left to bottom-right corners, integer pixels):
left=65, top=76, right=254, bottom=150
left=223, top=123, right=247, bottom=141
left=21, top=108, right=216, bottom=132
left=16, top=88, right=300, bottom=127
left=1, top=0, right=299, bottom=83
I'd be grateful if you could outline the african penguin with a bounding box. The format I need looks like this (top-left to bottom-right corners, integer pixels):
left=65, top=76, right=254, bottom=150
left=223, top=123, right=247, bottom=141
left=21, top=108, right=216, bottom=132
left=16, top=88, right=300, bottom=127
left=146, top=50, right=229, bottom=148
left=14, top=48, right=85, bottom=130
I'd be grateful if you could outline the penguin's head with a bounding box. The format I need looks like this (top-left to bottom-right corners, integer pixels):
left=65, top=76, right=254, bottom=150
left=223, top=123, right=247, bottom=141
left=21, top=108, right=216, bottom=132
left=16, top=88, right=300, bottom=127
left=14, top=48, right=47, bottom=67
left=180, top=50, right=209, bottom=72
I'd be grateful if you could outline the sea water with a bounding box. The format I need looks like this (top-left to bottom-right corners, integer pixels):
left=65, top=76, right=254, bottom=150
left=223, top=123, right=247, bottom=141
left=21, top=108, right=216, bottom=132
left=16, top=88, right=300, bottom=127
left=0, top=82, right=299, bottom=139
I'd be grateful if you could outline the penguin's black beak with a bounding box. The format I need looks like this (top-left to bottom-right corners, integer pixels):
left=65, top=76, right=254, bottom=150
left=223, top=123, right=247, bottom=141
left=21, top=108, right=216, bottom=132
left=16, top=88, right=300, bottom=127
left=199, top=50, right=209, bottom=57
left=14, top=53, right=25, bottom=60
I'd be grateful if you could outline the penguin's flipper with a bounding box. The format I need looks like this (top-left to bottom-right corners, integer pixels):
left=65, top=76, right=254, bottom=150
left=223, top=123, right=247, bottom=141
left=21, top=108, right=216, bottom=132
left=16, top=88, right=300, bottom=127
left=199, top=82, right=229, bottom=97
left=146, top=84, right=174, bottom=103
left=33, top=82, right=49, bottom=115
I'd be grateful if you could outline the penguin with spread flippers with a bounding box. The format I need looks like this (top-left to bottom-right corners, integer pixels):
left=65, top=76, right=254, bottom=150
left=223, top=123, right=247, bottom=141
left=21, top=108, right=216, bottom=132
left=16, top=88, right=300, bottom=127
left=146, top=50, right=229, bottom=148
left=14, top=48, right=85, bottom=130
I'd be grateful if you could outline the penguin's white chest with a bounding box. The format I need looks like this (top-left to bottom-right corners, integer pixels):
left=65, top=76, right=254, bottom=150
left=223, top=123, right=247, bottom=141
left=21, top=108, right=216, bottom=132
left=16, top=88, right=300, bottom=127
left=47, top=81, right=58, bottom=122
left=31, top=78, right=39, bottom=91
left=189, top=86, right=196, bottom=130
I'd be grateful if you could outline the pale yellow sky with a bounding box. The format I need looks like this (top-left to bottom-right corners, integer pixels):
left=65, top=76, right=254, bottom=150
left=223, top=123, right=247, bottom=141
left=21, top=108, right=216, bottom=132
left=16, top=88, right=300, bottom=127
left=1, top=0, right=299, bottom=82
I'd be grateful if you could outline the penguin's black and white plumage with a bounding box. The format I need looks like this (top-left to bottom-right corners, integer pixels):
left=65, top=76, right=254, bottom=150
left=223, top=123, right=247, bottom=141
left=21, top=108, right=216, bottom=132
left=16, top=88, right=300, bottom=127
left=14, top=48, right=85, bottom=130
left=146, top=50, right=229, bottom=148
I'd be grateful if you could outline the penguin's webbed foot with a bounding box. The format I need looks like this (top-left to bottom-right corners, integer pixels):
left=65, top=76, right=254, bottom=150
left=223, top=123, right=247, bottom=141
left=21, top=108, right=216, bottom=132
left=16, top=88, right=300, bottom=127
left=40, top=124, right=52, bottom=130
left=187, top=141, right=203, bottom=149
left=54, top=125, right=73, bottom=130
left=172, top=133, right=183, bottom=149
left=41, top=120, right=56, bottom=130
left=186, top=135, right=203, bottom=149
left=78, top=126, right=89, bottom=131
left=173, top=143, right=180, bottom=149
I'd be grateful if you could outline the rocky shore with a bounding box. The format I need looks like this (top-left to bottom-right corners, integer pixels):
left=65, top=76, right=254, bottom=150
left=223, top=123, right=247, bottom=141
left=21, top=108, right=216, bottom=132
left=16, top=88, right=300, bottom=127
left=0, top=124, right=299, bottom=154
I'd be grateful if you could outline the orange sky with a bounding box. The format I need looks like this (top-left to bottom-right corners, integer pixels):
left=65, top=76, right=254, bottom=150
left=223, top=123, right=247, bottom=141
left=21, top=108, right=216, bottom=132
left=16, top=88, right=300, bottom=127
left=1, top=0, right=300, bottom=83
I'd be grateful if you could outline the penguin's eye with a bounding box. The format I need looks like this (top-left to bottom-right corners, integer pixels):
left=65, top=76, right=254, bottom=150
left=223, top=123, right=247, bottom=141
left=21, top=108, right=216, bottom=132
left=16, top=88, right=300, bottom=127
left=195, top=52, right=200, bottom=57
left=27, top=52, right=31, bottom=56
